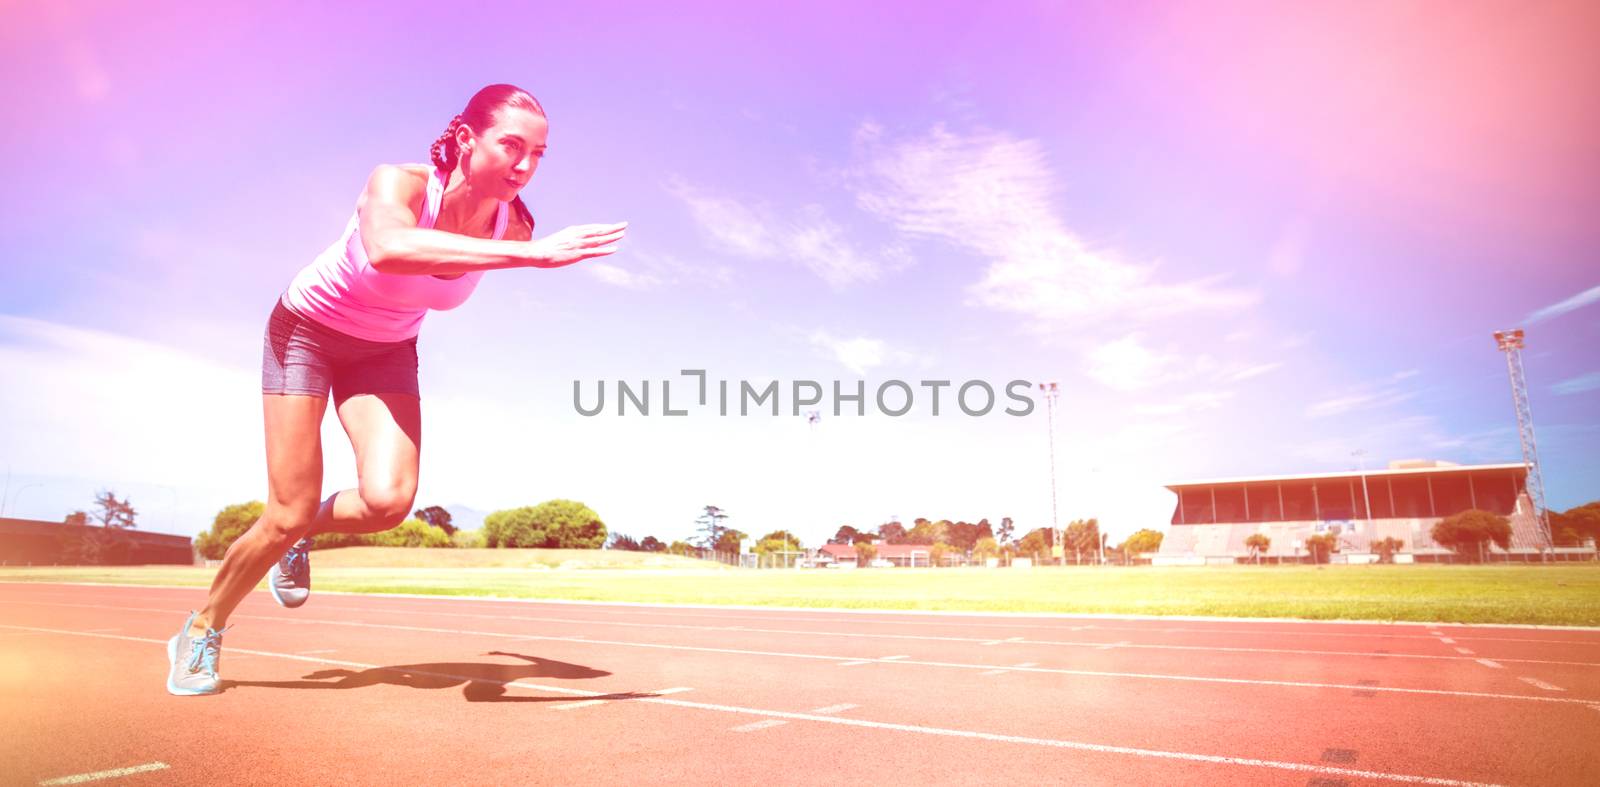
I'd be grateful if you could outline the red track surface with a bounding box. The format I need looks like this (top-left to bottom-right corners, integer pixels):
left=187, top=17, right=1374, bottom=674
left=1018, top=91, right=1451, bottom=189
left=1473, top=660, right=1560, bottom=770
left=2, top=582, right=1598, bottom=786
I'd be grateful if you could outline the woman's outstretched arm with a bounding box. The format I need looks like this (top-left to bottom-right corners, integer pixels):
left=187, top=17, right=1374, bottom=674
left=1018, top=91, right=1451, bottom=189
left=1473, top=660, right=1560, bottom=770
left=358, top=164, right=626, bottom=275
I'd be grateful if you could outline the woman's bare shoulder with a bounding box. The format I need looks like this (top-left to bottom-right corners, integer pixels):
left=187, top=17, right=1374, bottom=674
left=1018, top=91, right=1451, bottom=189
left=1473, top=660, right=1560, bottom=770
left=359, top=163, right=432, bottom=215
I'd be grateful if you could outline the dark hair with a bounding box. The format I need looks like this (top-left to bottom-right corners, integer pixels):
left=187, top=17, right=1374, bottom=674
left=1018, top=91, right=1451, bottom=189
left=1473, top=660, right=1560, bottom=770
left=429, top=83, right=543, bottom=234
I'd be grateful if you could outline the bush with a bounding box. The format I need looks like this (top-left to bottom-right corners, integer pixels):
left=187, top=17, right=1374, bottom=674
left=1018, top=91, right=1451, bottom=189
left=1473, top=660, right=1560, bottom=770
left=483, top=499, right=606, bottom=549
left=308, top=519, right=452, bottom=549
left=451, top=529, right=486, bottom=549
left=195, top=501, right=265, bottom=560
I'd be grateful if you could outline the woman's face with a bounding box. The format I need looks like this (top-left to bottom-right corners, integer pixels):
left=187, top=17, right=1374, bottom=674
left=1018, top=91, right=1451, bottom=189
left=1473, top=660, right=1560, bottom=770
left=459, top=107, right=548, bottom=200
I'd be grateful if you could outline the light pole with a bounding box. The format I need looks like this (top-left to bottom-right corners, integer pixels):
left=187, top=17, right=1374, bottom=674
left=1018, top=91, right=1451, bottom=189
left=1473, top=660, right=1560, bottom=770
left=1037, top=382, right=1060, bottom=565
left=1352, top=450, right=1373, bottom=548
left=3, top=482, right=44, bottom=518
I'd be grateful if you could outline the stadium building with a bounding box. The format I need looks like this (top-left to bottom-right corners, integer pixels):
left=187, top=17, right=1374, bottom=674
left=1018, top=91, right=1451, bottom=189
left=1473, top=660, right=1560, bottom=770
left=0, top=516, right=196, bottom=566
left=1153, top=460, right=1587, bottom=565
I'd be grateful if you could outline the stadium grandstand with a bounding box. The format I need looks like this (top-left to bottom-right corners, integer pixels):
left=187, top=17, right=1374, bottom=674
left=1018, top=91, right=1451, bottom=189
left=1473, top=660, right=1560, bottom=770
left=1155, top=459, right=1593, bottom=565
left=0, top=516, right=196, bottom=566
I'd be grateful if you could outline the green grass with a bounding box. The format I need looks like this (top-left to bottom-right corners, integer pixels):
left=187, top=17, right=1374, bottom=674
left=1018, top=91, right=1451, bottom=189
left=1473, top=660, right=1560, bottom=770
left=2, top=556, right=1598, bottom=626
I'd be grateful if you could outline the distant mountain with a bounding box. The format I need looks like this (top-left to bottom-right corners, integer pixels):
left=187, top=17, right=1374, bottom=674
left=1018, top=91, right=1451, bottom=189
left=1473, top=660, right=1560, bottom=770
left=442, top=504, right=488, bottom=533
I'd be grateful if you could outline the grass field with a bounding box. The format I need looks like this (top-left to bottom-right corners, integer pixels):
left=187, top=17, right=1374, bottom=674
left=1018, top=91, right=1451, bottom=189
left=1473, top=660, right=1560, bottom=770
left=3, top=550, right=1599, bottom=626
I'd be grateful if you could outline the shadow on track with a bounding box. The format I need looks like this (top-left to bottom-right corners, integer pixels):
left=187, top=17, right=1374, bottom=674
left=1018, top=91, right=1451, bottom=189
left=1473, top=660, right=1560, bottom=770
left=226, top=650, right=656, bottom=703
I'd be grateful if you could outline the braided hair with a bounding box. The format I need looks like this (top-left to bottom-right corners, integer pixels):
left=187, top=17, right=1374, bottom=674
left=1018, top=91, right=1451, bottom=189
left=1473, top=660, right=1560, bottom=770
left=429, top=84, right=543, bottom=235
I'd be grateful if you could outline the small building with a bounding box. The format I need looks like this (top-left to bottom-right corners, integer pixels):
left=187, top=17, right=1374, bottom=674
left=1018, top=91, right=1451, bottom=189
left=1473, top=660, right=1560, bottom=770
left=813, top=543, right=940, bottom=567
left=0, top=516, right=196, bottom=566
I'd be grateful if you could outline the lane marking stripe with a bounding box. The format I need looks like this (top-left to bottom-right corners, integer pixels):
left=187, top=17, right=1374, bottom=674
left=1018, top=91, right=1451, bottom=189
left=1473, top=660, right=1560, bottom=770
left=1517, top=677, right=1563, bottom=692
left=10, top=583, right=1600, bottom=639
left=38, top=762, right=169, bottom=785
left=3, top=625, right=1501, bottom=787
left=1476, top=659, right=1504, bottom=669
left=11, top=599, right=1600, bottom=667
left=811, top=703, right=858, bottom=715
left=732, top=719, right=788, bottom=732
left=0, top=623, right=1590, bottom=709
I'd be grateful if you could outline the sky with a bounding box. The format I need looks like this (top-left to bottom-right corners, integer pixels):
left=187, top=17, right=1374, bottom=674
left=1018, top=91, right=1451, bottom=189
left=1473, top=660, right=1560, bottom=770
left=1, top=0, right=1597, bottom=549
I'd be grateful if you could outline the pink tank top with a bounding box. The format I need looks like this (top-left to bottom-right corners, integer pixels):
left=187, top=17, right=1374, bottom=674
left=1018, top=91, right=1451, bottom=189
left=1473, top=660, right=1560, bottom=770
left=280, top=166, right=509, bottom=342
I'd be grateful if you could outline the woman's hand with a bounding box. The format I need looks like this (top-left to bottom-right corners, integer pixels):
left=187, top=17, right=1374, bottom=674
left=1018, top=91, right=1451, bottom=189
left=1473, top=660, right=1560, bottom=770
left=525, top=222, right=628, bottom=268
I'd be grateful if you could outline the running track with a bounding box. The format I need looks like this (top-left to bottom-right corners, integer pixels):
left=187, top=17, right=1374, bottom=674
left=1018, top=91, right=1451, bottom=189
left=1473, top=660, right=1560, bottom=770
left=2, top=582, right=1598, bottom=786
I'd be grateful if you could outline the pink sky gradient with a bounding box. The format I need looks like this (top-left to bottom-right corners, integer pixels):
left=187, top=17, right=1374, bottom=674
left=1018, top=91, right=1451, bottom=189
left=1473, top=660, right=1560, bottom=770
left=1, top=1, right=1595, bottom=546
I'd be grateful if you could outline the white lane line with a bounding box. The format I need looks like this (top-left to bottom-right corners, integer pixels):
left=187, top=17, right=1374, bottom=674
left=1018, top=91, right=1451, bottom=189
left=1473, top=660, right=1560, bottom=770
left=13, top=623, right=1501, bottom=787
left=2, top=623, right=1590, bottom=709
left=84, top=628, right=120, bottom=633
left=880, top=655, right=908, bottom=661
left=1454, top=648, right=1475, bottom=656
left=14, top=586, right=1600, bottom=643
left=297, top=649, right=337, bottom=655
left=978, top=669, right=1009, bottom=676
left=1438, top=637, right=1456, bottom=645
left=1517, top=677, right=1564, bottom=692
left=810, top=703, right=858, bottom=715
left=982, top=636, right=1024, bottom=646
left=15, top=599, right=1600, bottom=668
left=1014, top=662, right=1039, bottom=668
left=731, top=719, right=788, bottom=732
left=38, top=762, right=169, bottom=785
left=654, top=687, right=695, bottom=696
left=1476, top=659, right=1504, bottom=670
left=1095, top=641, right=1132, bottom=651
left=551, top=699, right=609, bottom=711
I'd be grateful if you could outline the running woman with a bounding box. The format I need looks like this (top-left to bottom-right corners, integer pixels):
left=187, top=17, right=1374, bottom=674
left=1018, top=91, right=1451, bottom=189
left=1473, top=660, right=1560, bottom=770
left=167, top=84, right=625, bottom=695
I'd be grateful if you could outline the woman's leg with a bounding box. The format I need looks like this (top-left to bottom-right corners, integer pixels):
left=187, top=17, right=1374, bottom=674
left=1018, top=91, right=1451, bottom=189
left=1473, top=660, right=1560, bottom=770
left=190, top=392, right=327, bottom=635
left=310, top=391, right=421, bottom=536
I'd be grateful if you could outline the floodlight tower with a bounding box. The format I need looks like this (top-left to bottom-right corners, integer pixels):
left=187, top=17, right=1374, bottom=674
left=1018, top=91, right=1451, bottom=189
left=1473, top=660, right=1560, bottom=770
left=1037, top=382, right=1061, bottom=562
left=1492, top=329, right=1553, bottom=549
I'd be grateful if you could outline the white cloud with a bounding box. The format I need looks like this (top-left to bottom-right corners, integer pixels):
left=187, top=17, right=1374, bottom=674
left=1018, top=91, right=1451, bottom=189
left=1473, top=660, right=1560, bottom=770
left=665, top=178, right=906, bottom=288
left=1134, top=391, right=1235, bottom=417
left=1304, top=370, right=1421, bottom=418
left=1525, top=284, right=1600, bottom=325
left=1553, top=371, right=1600, bottom=395
left=586, top=262, right=662, bottom=290
left=807, top=330, right=922, bottom=375
left=1084, top=334, right=1179, bottom=392
left=850, top=124, right=1259, bottom=324
left=1224, top=362, right=1284, bottom=382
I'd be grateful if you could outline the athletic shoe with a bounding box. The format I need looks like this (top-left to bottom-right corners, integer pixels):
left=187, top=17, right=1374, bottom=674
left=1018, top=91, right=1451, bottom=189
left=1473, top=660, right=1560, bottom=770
left=166, top=611, right=230, bottom=696
left=268, top=537, right=312, bottom=608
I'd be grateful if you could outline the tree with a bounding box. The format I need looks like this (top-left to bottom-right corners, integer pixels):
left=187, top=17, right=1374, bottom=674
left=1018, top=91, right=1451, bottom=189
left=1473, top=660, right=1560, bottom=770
left=1431, top=509, right=1511, bottom=562
left=1304, top=533, right=1338, bottom=564
left=1552, top=502, right=1600, bottom=545
left=608, top=533, right=643, bottom=551
left=640, top=535, right=666, bottom=552
left=1119, top=529, right=1163, bottom=556
left=93, top=489, right=137, bottom=530
left=695, top=505, right=730, bottom=550
left=830, top=525, right=862, bottom=545
left=996, top=517, right=1015, bottom=547
left=483, top=499, right=607, bottom=549
left=946, top=520, right=992, bottom=552
left=907, top=519, right=949, bottom=546
left=1065, top=519, right=1100, bottom=564
left=667, top=540, right=694, bottom=556
left=755, top=530, right=803, bottom=566
left=1373, top=536, right=1405, bottom=564
left=854, top=541, right=878, bottom=566
left=194, top=501, right=265, bottom=561
left=713, top=529, right=747, bottom=555
left=1017, top=529, right=1049, bottom=562
left=413, top=506, right=456, bottom=535
left=972, top=536, right=999, bottom=562
left=63, top=510, right=89, bottom=527
left=367, top=518, right=451, bottom=548
left=878, top=521, right=907, bottom=544
left=929, top=542, right=955, bottom=567
left=1244, top=533, right=1271, bottom=564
